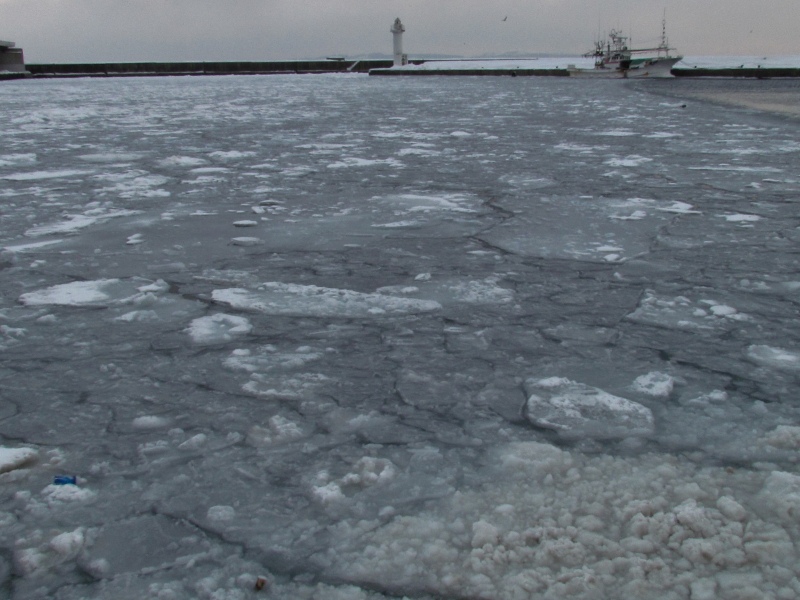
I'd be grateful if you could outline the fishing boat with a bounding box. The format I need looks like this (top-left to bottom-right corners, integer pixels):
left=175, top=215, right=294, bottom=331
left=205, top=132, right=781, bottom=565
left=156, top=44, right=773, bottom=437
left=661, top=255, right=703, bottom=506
left=577, top=16, right=682, bottom=77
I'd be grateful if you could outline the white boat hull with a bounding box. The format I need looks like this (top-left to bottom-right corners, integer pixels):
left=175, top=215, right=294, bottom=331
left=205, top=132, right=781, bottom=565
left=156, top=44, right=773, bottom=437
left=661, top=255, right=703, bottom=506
left=569, top=56, right=682, bottom=78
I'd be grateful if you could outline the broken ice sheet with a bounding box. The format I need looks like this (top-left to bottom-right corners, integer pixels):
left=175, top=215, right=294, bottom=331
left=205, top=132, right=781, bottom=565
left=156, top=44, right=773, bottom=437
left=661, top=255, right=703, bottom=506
left=19, top=278, right=167, bottom=307
left=524, top=377, right=654, bottom=439
left=212, top=283, right=441, bottom=317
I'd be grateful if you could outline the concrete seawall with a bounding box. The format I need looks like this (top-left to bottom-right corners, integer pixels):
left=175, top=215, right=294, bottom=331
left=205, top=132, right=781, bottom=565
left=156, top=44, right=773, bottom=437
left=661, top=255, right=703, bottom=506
left=16, top=60, right=800, bottom=80
left=25, top=59, right=397, bottom=78
left=672, top=67, right=800, bottom=78
left=369, top=68, right=569, bottom=77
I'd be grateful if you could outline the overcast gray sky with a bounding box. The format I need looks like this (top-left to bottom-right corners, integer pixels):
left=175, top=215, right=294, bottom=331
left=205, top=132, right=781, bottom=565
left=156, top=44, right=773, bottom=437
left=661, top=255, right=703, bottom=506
left=2, top=0, right=798, bottom=63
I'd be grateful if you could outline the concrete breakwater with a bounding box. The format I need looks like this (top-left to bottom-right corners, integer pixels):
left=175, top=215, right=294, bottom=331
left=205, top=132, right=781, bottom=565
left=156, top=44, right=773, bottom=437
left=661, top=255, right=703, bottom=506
left=16, top=59, right=800, bottom=80
left=25, top=59, right=398, bottom=78
left=369, top=67, right=569, bottom=77
left=672, top=66, right=800, bottom=78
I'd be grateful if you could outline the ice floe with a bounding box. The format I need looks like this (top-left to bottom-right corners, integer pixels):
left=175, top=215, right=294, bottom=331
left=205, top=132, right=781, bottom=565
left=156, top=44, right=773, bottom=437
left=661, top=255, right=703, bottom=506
left=19, top=278, right=169, bottom=308
left=187, top=313, right=253, bottom=344
left=747, top=345, right=800, bottom=372
left=212, top=283, right=441, bottom=317
left=626, top=291, right=748, bottom=330
left=1, top=169, right=94, bottom=181
left=24, top=209, right=139, bottom=237
left=523, top=377, right=654, bottom=439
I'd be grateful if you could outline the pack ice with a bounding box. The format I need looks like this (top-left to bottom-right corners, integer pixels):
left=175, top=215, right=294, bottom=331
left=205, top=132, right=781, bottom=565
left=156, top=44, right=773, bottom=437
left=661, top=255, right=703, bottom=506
left=2, top=74, right=800, bottom=600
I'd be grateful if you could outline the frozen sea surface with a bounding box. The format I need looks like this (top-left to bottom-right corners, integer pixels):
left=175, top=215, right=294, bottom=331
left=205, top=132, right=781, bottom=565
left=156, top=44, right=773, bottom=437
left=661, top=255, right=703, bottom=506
left=1, top=74, right=800, bottom=599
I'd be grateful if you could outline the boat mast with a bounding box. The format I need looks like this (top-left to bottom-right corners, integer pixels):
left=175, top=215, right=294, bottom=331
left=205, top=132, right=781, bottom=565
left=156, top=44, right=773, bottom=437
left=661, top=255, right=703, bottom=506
left=660, top=10, right=669, bottom=55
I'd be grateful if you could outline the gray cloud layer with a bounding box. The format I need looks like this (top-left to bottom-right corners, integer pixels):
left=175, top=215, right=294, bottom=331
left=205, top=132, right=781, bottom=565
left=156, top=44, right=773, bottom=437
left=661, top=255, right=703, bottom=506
left=2, top=0, right=797, bottom=63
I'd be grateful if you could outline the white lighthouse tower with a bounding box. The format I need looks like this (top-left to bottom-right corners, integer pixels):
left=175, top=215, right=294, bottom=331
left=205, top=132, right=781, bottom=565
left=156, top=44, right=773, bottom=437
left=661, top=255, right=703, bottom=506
left=391, top=18, right=407, bottom=66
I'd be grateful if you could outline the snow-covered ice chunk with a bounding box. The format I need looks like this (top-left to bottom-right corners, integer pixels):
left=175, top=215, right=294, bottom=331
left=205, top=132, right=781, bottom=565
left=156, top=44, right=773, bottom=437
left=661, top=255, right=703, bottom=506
left=223, top=345, right=328, bottom=399
left=0, top=447, right=38, bottom=474
left=207, top=505, right=236, bottom=522
left=604, top=155, right=652, bottom=167
left=209, top=150, right=256, bottom=160
left=14, top=528, right=86, bottom=577
left=747, top=345, right=800, bottom=372
left=524, top=377, right=654, bottom=439
left=627, top=291, right=747, bottom=331
left=247, top=415, right=305, bottom=446
left=498, top=441, right=573, bottom=478
left=41, top=484, right=96, bottom=505
left=596, top=129, right=636, bottom=137
left=0, top=153, right=36, bottom=167
left=312, top=457, right=398, bottom=505
left=373, top=193, right=478, bottom=214
left=114, top=310, right=159, bottom=323
left=327, top=157, right=404, bottom=169
left=759, top=471, right=800, bottom=519
left=187, top=313, right=253, bottom=344
left=131, top=415, right=170, bottom=430
left=20, top=279, right=122, bottom=306
left=224, top=345, right=322, bottom=373
left=312, top=481, right=345, bottom=504
left=231, top=237, right=263, bottom=246
left=1, top=169, right=94, bottom=181
left=656, top=201, right=701, bottom=215
left=178, top=433, right=207, bottom=450
left=212, top=283, right=441, bottom=317
left=708, top=304, right=737, bottom=316
left=96, top=173, right=170, bottom=198
left=444, top=277, right=514, bottom=304
left=24, top=209, right=139, bottom=237
left=2, top=240, right=64, bottom=253
left=632, top=372, right=675, bottom=398
left=159, top=155, right=207, bottom=167
left=372, top=220, right=423, bottom=228
left=723, top=213, right=761, bottom=223
left=79, top=152, right=146, bottom=163
left=398, top=146, right=441, bottom=157
left=19, top=278, right=164, bottom=307
left=716, top=496, right=747, bottom=522
left=49, top=528, right=85, bottom=558
left=765, top=425, right=800, bottom=449
left=233, top=220, right=258, bottom=227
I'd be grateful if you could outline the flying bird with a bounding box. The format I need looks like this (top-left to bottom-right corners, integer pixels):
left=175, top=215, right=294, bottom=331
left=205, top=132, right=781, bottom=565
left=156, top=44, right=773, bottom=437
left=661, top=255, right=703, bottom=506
left=502, top=16, right=508, bottom=21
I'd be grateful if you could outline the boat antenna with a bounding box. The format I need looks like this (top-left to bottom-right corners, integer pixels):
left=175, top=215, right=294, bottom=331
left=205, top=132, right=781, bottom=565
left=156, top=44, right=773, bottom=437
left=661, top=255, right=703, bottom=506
left=661, top=9, right=668, bottom=49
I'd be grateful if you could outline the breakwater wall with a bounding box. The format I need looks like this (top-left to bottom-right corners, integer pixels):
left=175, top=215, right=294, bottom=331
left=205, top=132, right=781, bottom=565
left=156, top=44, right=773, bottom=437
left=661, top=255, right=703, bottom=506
left=19, top=60, right=800, bottom=80
left=25, top=59, right=399, bottom=78
left=672, top=67, right=800, bottom=78
left=369, top=68, right=569, bottom=77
